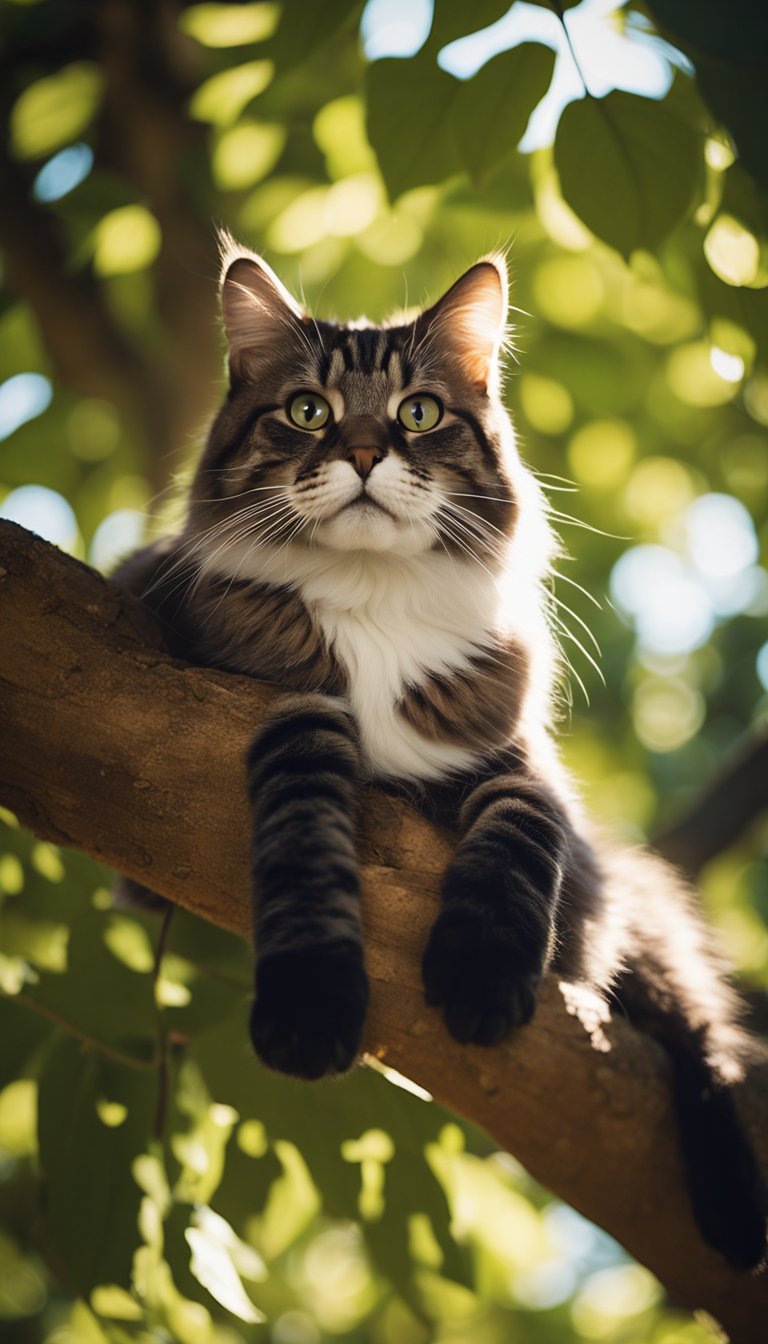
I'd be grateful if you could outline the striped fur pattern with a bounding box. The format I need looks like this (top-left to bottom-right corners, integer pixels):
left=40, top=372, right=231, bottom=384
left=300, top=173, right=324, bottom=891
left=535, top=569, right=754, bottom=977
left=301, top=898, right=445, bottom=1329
left=117, top=239, right=766, bottom=1269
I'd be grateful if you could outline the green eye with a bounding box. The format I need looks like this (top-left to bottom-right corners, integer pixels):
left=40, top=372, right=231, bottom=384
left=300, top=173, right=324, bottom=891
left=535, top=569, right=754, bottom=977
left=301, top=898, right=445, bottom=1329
left=288, top=392, right=331, bottom=431
left=397, top=394, right=442, bottom=433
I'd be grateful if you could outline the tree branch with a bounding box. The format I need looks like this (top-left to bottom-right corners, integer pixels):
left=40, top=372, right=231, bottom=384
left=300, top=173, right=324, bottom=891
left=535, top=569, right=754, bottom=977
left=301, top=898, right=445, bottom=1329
left=654, top=727, right=768, bottom=877
left=1, top=519, right=766, bottom=1343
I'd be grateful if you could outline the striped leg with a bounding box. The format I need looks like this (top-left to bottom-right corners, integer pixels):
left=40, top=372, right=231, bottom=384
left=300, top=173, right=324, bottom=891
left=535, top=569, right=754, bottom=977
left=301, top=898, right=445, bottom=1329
left=246, top=694, right=368, bottom=1079
left=422, top=768, right=569, bottom=1045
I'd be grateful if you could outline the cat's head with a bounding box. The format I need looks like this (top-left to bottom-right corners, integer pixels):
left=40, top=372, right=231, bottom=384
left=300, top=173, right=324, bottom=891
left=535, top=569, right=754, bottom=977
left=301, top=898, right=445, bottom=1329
left=190, top=236, right=524, bottom=564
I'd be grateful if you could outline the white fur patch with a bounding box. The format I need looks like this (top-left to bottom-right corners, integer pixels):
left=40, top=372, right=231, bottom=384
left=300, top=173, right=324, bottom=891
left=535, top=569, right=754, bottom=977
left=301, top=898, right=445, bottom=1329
left=195, top=535, right=511, bottom=780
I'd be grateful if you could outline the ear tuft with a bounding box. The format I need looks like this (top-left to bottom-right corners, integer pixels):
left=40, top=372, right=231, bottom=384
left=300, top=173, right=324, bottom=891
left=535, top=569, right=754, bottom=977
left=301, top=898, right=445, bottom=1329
left=420, top=257, right=508, bottom=391
left=218, top=231, right=305, bottom=382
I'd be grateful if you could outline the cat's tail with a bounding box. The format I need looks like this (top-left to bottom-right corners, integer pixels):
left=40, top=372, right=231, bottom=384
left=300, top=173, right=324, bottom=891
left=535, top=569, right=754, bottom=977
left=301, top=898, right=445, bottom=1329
left=607, top=847, right=768, bottom=1271
left=663, top=1029, right=767, bottom=1271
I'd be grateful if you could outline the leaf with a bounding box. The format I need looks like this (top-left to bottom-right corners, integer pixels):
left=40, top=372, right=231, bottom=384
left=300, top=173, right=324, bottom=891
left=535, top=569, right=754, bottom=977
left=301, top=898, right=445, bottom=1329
left=694, top=57, right=768, bottom=192
left=37, top=1034, right=155, bottom=1292
left=426, top=0, right=514, bottom=49
left=454, top=44, right=556, bottom=187
left=554, top=91, right=701, bottom=258
left=268, top=0, right=364, bottom=69
left=366, top=57, right=464, bottom=199
left=22, top=900, right=157, bottom=1065
left=367, top=42, right=554, bottom=199
left=192, top=1008, right=469, bottom=1293
left=645, top=0, right=768, bottom=64
left=0, top=995, right=54, bottom=1087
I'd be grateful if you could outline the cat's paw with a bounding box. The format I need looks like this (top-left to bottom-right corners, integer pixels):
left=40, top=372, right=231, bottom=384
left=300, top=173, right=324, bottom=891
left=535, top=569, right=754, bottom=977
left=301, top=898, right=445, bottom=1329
left=422, top=906, right=540, bottom=1046
left=250, top=946, right=369, bottom=1080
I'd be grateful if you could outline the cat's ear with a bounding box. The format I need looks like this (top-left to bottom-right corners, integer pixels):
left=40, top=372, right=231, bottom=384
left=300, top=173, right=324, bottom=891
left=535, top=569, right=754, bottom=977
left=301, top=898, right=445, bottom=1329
left=219, top=234, right=306, bottom=382
left=418, top=258, right=508, bottom=392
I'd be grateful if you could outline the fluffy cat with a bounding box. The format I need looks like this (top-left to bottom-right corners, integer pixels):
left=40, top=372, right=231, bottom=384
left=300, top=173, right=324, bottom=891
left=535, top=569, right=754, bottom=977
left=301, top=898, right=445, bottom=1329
left=117, top=236, right=767, bottom=1271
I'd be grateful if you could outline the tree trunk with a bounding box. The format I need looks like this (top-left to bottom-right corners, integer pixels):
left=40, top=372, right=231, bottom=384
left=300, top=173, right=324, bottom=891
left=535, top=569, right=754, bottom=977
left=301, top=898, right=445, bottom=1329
left=1, top=520, right=766, bottom=1343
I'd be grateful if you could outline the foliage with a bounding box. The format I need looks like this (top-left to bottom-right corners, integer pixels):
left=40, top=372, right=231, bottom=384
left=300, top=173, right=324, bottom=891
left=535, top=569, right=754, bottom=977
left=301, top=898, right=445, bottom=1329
left=0, top=0, right=766, bottom=1340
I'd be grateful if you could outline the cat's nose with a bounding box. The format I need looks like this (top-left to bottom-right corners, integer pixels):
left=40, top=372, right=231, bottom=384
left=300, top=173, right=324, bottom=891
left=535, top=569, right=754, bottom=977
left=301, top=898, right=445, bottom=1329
left=347, top=446, right=383, bottom=481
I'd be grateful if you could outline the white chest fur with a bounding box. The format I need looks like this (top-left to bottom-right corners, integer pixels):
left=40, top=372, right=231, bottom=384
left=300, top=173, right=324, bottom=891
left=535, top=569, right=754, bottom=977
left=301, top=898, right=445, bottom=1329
left=196, top=536, right=504, bottom=780
left=297, top=551, right=497, bottom=780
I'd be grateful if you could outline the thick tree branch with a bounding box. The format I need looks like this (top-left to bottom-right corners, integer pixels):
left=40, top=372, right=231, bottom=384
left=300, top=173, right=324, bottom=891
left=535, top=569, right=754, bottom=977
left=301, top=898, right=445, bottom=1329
left=1, top=519, right=767, bottom=1343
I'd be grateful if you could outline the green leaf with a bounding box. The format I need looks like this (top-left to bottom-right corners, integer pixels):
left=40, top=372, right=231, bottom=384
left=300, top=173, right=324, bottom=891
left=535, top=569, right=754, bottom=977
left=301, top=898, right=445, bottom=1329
left=645, top=0, right=768, bottom=63
left=0, top=996, right=53, bottom=1087
left=269, top=0, right=364, bottom=69
left=526, top=0, right=582, bottom=10
left=427, top=0, right=514, bottom=49
left=646, top=2, right=768, bottom=189
left=192, top=1008, right=469, bottom=1293
left=695, top=57, right=768, bottom=192
left=366, top=42, right=554, bottom=199
left=21, top=900, right=157, bottom=1065
left=37, top=1034, right=155, bottom=1292
left=366, top=57, right=464, bottom=199
left=454, top=44, right=556, bottom=186
left=554, top=91, right=701, bottom=257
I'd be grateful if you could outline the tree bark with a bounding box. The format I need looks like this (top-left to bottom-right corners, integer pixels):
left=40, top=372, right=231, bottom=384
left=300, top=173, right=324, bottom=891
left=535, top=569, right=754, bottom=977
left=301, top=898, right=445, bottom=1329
left=1, top=519, right=766, bottom=1343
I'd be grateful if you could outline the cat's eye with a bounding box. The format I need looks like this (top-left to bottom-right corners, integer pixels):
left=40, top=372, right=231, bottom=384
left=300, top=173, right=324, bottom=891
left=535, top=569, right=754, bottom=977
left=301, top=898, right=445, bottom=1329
left=397, top=394, right=442, bottom=433
left=288, top=392, right=331, bottom=431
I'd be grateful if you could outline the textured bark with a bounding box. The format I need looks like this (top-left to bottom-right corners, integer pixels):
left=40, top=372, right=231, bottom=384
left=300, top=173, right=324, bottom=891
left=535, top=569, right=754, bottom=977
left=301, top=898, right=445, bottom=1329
left=1, top=519, right=767, bottom=1342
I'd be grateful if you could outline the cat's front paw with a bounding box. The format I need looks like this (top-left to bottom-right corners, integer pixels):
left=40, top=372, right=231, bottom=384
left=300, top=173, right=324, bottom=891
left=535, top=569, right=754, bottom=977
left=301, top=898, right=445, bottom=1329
left=422, top=906, right=540, bottom=1046
left=250, top=945, right=369, bottom=1080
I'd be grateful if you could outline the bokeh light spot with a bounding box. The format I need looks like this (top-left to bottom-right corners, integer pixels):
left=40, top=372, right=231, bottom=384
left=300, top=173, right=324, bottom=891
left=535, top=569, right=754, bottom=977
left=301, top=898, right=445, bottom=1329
left=357, top=210, right=423, bottom=265
left=191, top=61, right=273, bottom=125
left=622, top=457, right=694, bottom=528
left=685, top=493, right=758, bottom=579
left=325, top=175, right=382, bottom=237
left=213, top=122, right=286, bottom=189
left=66, top=398, right=121, bottom=461
left=0, top=485, right=78, bottom=551
left=181, top=2, right=279, bottom=47
left=0, top=1080, right=37, bottom=1158
left=0, top=373, right=52, bottom=440
left=314, top=97, right=377, bottom=179
left=533, top=255, right=604, bottom=329
left=33, top=143, right=93, bottom=202
left=519, top=373, right=574, bottom=434
left=710, top=346, right=744, bottom=384
left=89, top=509, right=145, bottom=573
left=93, top=206, right=162, bottom=276
left=632, top=677, right=705, bottom=753
left=11, top=62, right=102, bottom=159
left=568, top=419, right=636, bottom=490
left=361, top=0, right=432, bottom=60
left=704, top=214, right=760, bottom=287
left=666, top=342, right=739, bottom=407
left=611, top=545, right=714, bottom=654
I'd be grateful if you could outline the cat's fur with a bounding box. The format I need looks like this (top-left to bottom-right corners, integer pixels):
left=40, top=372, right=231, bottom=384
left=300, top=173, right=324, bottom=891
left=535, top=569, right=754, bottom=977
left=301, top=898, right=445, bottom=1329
left=117, top=237, right=767, bottom=1270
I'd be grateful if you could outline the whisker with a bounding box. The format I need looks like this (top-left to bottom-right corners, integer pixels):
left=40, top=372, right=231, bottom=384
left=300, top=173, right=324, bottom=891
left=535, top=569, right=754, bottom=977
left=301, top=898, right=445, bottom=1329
left=552, top=569, right=603, bottom=610
left=549, top=615, right=605, bottom=686
left=547, top=589, right=602, bottom=656
left=546, top=508, right=630, bottom=541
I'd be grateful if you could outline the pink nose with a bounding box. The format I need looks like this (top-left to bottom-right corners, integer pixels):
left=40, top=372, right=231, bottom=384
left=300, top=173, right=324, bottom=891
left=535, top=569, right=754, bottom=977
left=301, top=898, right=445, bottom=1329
left=347, top=446, right=383, bottom=481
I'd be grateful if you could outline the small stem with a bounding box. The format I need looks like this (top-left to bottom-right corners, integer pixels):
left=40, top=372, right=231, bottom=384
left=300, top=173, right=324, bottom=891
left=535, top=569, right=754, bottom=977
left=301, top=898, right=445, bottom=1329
left=550, top=0, right=591, bottom=99
left=152, top=903, right=175, bottom=1140
left=7, top=991, right=154, bottom=1070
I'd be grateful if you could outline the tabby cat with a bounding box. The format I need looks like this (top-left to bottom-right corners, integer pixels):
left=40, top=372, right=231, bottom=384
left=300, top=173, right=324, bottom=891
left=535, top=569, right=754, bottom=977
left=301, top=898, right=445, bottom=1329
left=117, top=236, right=767, bottom=1270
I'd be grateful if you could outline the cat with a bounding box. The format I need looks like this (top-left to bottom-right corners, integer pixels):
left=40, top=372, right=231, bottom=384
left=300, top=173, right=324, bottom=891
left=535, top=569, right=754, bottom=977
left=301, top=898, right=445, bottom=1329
left=116, top=234, right=767, bottom=1271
